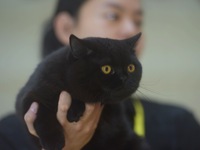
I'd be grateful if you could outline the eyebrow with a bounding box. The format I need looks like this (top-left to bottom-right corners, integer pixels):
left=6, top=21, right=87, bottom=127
left=102, top=2, right=125, bottom=12
left=102, top=2, right=143, bottom=16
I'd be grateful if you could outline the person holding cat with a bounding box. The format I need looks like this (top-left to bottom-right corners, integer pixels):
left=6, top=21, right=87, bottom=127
left=0, top=0, right=200, bottom=150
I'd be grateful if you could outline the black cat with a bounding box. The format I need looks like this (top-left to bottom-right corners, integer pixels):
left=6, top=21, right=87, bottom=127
left=16, top=33, right=148, bottom=150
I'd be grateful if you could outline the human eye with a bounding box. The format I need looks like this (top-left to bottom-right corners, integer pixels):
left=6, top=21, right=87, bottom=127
left=104, top=12, right=120, bottom=21
left=132, top=13, right=143, bottom=28
left=135, top=20, right=142, bottom=28
left=132, top=16, right=143, bottom=29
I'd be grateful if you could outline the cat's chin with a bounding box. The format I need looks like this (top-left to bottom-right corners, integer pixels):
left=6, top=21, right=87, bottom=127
left=75, top=88, right=135, bottom=104
left=101, top=94, right=132, bottom=104
left=97, top=87, right=136, bottom=104
left=79, top=94, right=130, bottom=104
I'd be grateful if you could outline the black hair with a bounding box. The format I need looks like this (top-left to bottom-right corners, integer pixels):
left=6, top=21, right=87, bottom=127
left=41, top=0, right=86, bottom=58
left=53, top=0, right=87, bottom=18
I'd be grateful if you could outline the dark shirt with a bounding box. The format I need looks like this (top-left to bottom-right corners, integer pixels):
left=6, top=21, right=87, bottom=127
left=0, top=99, right=200, bottom=150
left=0, top=114, right=38, bottom=150
left=142, top=100, right=200, bottom=150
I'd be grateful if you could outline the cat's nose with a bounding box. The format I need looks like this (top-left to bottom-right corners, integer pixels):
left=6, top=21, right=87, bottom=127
left=119, top=76, right=127, bottom=82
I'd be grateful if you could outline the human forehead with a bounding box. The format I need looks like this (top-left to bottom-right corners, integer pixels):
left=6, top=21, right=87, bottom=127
left=86, top=0, right=142, bottom=13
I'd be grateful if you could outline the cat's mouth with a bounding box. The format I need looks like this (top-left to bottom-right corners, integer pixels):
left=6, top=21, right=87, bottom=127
left=103, top=86, right=124, bottom=92
left=101, top=87, right=134, bottom=103
left=111, top=90, right=133, bottom=99
left=101, top=94, right=131, bottom=104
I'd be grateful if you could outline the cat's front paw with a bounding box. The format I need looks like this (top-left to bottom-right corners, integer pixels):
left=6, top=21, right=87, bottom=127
left=67, top=99, right=85, bottom=122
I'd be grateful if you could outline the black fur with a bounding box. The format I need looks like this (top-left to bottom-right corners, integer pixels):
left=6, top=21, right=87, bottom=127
left=16, top=33, right=148, bottom=150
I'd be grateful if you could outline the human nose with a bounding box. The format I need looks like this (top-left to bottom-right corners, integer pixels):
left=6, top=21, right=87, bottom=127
left=118, top=18, right=138, bottom=39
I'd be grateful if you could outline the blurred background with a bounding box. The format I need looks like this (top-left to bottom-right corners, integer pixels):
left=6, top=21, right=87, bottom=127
left=0, top=0, right=199, bottom=122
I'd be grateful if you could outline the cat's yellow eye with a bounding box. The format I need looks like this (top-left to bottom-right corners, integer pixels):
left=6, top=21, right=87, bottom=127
left=127, top=64, right=135, bottom=73
left=101, top=65, right=112, bottom=74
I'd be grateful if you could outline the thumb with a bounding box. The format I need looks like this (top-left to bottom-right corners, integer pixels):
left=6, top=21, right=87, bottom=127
left=57, top=91, right=72, bottom=126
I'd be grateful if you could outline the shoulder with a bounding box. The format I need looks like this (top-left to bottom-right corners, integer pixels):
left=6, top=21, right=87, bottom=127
left=127, top=98, right=200, bottom=149
left=141, top=99, right=192, bottom=119
left=0, top=114, right=37, bottom=150
left=0, top=114, right=24, bottom=135
left=141, top=99, right=200, bottom=127
left=141, top=99, right=200, bottom=149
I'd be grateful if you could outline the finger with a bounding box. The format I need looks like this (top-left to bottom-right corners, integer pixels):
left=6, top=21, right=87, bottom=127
left=57, top=91, right=72, bottom=126
left=81, top=103, right=103, bottom=132
left=90, top=103, right=104, bottom=125
left=95, top=103, right=104, bottom=117
left=24, top=102, right=39, bottom=137
left=80, top=103, right=98, bottom=123
left=90, top=103, right=103, bottom=118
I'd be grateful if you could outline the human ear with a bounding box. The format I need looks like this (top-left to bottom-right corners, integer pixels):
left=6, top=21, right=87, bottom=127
left=53, top=12, right=74, bottom=45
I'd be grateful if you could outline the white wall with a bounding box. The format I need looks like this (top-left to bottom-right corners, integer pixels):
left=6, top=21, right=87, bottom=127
left=0, top=0, right=200, bottom=122
left=0, top=0, right=55, bottom=117
left=139, top=0, right=200, bottom=122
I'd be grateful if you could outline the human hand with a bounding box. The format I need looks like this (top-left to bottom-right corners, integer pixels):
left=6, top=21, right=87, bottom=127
left=24, top=91, right=104, bottom=150
left=57, top=91, right=103, bottom=150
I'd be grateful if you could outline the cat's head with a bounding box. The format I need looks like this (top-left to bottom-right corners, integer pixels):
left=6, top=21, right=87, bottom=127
left=66, top=33, right=142, bottom=103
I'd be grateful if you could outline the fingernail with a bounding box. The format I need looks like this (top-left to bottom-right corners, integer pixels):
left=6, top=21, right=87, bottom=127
left=30, top=102, right=38, bottom=114
left=60, top=91, right=71, bottom=103
left=60, top=91, right=67, bottom=99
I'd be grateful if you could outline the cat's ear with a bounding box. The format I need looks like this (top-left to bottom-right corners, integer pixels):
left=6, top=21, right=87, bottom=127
left=125, top=32, right=142, bottom=49
left=69, top=34, right=92, bottom=58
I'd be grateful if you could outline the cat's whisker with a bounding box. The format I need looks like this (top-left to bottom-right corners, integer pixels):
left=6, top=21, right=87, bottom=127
left=139, top=85, right=161, bottom=95
left=136, top=89, right=151, bottom=102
